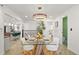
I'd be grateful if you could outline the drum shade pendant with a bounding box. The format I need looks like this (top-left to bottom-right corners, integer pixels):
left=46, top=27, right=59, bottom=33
left=33, top=13, right=47, bottom=21
left=33, top=5, right=47, bottom=21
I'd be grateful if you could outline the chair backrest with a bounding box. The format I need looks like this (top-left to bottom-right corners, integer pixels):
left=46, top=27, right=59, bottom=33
left=24, top=30, right=37, bottom=37
left=21, top=38, right=26, bottom=44
left=21, top=38, right=34, bottom=50
left=50, top=37, right=60, bottom=45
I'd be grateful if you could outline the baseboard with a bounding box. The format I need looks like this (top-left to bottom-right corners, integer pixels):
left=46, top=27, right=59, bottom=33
left=68, top=48, right=77, bottom=55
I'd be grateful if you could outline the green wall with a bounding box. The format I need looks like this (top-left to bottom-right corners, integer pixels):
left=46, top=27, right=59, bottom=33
left=63, top=16, right=68, bottom=46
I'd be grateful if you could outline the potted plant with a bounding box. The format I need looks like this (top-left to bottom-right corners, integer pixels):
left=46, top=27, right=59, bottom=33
left=37, top=21, right=45, bottom=35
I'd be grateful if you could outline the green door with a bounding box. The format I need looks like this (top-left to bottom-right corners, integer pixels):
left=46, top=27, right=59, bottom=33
left=63, top=16, right=68, bottom=47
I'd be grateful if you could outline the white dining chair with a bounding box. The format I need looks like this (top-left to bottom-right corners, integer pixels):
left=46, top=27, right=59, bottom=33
left=21, top=38, right=35, bottom=55
left=43, top=37, right=60, bottom=55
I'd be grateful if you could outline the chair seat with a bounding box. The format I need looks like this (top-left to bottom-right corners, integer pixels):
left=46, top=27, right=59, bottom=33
left=21, top=38, right=34, bottom=50
left=46, top=37, right=59, bottom=51
left=46, top=45, right=58, bottom=51
left=23, top=45, right=34, bottom=50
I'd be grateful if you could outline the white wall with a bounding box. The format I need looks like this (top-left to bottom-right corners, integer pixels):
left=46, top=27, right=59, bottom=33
left=0, top=7, right=4, bottom=54
left=54, top=17, right=62, bottom=44
left=23, top=21, right=39, bottom=30
left=43, top=20, right=54, bottom=36
left=56, top=5, right=79, bottom=54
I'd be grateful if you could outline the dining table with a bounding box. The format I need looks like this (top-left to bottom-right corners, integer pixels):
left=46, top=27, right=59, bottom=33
left=21, top=35, right=52, bottom=55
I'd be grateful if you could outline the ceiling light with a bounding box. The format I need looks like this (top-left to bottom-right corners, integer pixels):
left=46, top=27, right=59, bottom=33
left=9, top=23, right=11, bottom=26
left=25, top=16, right=28, bottom=18
left=33, top=13, right=47, bottom=21
left=12, top=24, right=13, bottom=26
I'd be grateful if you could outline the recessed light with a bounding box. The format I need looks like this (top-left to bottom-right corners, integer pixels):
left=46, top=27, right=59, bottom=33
left=25, top=16, right=28, bottom=18
left=9, top=23, right=11, bottom=26
left=12, top=24, right=13, bottom=26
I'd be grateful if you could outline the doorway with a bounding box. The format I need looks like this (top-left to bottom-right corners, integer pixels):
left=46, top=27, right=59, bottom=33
left=62, top=16, right=68, bottom=47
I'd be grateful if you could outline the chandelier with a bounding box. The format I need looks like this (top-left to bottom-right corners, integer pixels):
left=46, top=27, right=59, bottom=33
left=33, top=13, right=47, bottom=21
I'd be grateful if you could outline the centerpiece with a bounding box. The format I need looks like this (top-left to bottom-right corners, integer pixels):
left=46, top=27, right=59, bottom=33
left=37, top=21, right=45, bottom=39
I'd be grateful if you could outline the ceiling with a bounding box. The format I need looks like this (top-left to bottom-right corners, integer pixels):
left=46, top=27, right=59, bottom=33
left=5, top=4, right=75, bottom=22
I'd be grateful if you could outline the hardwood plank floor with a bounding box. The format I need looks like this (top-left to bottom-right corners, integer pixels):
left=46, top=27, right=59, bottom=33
left=5, top=39, right=76, bottom=55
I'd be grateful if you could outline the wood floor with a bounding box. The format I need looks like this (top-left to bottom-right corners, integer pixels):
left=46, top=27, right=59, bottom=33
left=5, top=39, right=76, bottom=55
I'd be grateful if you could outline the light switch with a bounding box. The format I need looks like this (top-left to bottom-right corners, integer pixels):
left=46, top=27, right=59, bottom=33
left=70, top=28, right=72, bottom=31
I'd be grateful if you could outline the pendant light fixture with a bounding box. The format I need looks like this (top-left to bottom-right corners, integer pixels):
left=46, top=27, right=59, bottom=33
left=33, top=5, right=47, bottom=21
